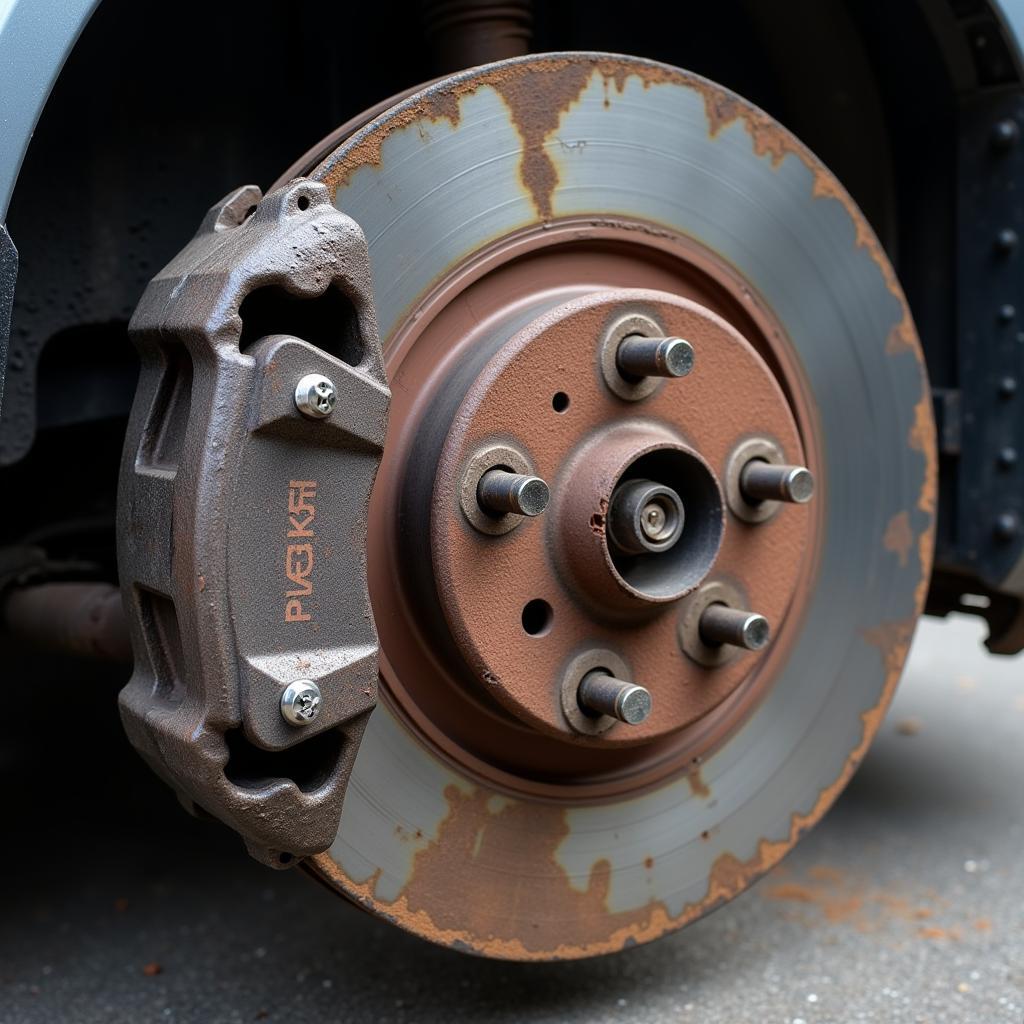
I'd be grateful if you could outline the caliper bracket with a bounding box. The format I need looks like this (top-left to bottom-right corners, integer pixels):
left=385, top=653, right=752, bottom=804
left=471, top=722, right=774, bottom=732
left=116, top=179, right=389, bottom=865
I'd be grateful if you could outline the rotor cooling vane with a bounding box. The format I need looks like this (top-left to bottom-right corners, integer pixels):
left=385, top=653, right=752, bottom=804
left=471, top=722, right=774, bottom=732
left=118, top=53, right=936, bottom=960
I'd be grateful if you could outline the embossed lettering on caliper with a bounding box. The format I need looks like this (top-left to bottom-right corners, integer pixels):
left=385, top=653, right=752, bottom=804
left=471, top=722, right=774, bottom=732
left=285, top=480, right=317, bottom=623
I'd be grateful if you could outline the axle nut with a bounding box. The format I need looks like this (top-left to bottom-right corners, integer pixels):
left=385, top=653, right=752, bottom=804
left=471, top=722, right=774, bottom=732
left=280, top=679, right=322, bottom=726
left=608, top=478, right=685, bottom=555
left=294, top=373, right=338, bottom=419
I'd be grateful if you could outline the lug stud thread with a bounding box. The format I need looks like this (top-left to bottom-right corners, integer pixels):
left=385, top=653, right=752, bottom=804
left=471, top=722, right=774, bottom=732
left=616, top=335, right=695, bottom=380
left=740, top=461, right=815, bottom=504
left=699, top=604, right=770, bottom=651
left=578, top=671, right=652, bottom=724
left=477, top=469, right=550, bottom=517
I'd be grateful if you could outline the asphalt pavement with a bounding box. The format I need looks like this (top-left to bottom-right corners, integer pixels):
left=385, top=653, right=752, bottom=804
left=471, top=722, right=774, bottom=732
left=2, top=612, right=1022, bottom=1024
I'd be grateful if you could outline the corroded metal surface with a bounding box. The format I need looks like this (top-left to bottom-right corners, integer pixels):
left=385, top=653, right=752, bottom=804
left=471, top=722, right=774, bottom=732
left=425, top=288, right=804, bottom=745
left=116, top=180, right=389, bottom=863
left=299, top=53, right=935, bottom=959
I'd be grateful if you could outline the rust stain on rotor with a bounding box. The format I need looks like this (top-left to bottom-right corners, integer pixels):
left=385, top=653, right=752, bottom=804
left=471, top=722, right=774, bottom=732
left=701, top=83, right=917, bottom=358
left=910, top=393, right=938, bottom=518
left=686, top=766, right=711, bottom=799
left=315, top=609, right=916, bottom=961
left=909, top=390, right=939, bottom=611
left=479, top=56, right=657, bottom=218
left=689, top=612, right=921, bottom=936
left=485, top=61, right=592, bottom=219
left=883, top=512, right=913, bottom=568
left=322, top=55, right=921, bottom=365
left=313, top=604, right=923, bottom=959
left=322, top=57, right=625, bottom=219
left=321, top=784, right=667, bottom=959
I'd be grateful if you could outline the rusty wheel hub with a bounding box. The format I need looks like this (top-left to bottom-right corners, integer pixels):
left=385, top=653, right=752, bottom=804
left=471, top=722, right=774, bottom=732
left=283, top=53, right=936, bottom=960
left=383, top=272, right=812, bottom=777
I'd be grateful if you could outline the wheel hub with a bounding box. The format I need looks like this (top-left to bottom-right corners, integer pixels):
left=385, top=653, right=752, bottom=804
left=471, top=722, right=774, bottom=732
left=407, top=283, right=810, bottom=754
left=363, top=221, right=818, bottom=793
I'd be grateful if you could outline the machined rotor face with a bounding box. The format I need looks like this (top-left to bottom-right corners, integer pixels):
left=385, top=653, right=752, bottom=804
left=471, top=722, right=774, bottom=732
left=291, top=53, right=935, bottom=959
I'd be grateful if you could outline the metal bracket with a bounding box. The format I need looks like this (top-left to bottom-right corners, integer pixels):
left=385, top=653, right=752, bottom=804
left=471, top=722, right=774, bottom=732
left=116, top=179, right=389, bottom=865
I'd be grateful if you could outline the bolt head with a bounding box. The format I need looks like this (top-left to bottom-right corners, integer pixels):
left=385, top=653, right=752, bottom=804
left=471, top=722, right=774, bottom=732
left=295, top=373, right=338, bottom=419
left=994, top=511, right=1021, bottom=543
left=992, top=119, right=1020, bottom=152
left=996, top=228, right=1019, bottom=255
left=281, top=680, right=322, bottom=726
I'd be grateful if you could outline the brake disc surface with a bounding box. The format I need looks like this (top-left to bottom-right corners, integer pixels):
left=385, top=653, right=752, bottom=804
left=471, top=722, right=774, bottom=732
left=295, top=53, right=936, bottom=960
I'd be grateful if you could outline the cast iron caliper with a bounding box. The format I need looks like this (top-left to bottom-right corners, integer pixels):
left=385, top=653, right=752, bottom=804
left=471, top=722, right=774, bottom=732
left=116, top=180, right=388, bottom=866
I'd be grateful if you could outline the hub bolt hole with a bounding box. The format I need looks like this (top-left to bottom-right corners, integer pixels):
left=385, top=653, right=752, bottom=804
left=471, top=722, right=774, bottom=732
left=521, top=599, right=553, bottom=636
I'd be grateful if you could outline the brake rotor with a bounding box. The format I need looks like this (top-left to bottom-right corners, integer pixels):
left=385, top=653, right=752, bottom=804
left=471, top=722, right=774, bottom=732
left=290, top=53, right=935, bottom=959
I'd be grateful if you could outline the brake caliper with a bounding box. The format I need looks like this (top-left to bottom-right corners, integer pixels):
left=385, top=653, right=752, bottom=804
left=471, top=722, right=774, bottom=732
left=116, top=180, right=388, bottom=865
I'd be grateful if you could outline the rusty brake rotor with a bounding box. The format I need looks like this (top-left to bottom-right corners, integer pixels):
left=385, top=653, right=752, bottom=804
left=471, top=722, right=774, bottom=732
left=279, top=52, right=937, bottom=959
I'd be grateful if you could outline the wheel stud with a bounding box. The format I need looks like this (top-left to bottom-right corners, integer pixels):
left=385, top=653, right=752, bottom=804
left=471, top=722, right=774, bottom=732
left=477, top=469, right=550, bottom=517
left=608, top=479, right=685, bottom=555
left=578, top=671, right=652, bottom=724
left=739, top=460, right=815, bottom=504
left=698, top=604, right=770, bottom=651
left=616, top=334, right=694, bottom=380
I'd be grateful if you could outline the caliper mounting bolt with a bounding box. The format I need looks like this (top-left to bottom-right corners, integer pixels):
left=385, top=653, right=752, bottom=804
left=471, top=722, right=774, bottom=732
left=477, top=469, right=550, bottom=517
left=616, top=334, right=695, bottom=380
left=294, top=373, right=338, bottom=419
left=280, top=680, right=323, bottom=726
left=698, top=604, right=770, bottom=651
left=739, top=460, right=815, bottom=504
left=578, top=671, right=652, bottom=725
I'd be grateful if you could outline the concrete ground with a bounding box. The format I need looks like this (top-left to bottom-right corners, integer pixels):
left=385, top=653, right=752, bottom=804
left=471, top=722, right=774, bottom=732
left=1, top=613, right=1022, bottom=1024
